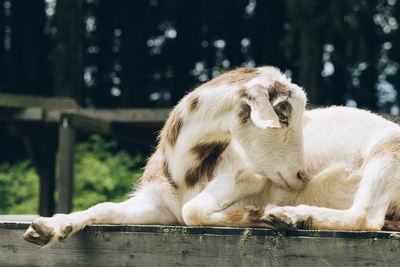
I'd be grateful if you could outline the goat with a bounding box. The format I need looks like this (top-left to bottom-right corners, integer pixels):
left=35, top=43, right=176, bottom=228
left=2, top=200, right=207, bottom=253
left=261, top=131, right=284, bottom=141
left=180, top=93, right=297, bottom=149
left=24, top=66, right=400, bottom=246
left=23, top=66, right=307, bottom=246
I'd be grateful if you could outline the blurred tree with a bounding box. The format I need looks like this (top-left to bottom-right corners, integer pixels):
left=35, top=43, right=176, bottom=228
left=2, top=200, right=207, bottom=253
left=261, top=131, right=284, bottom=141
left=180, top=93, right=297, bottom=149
left=387, top=0, right=400, bottom=110
left=201, top=1, right=217, bottom=78
left=170, top=0, right=202, bottom=104
left=90, top=0, right=119, bottom=108
left=322, top=0, right=358, bottom=106
left=352, top=0, right=381, bottom=110
left=54, top=0, right=83, bottom=102
left=9, top=0, right=51, bottom=96
left=223, top=0, right=248, bottom=67
left=0, top=0, right=398, bottom=111
left=252, top=0, right=287, bottom=69
left=284, top=0, right=327, bottom=106
left=120, top=0, right=150, bottom=107
left=0, top=0, right=5, bottom=91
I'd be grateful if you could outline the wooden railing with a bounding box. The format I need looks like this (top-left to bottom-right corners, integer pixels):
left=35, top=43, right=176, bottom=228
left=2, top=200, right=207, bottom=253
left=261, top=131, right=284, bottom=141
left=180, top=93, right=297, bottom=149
left=0, top=93, right=169, bottom=216
left=0, top=93, right=398, bottom=216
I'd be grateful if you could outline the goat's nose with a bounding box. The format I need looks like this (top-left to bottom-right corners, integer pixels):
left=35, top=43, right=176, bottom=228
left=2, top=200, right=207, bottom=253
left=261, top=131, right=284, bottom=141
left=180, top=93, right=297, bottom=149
left=297, top=170, right=306, bottom=181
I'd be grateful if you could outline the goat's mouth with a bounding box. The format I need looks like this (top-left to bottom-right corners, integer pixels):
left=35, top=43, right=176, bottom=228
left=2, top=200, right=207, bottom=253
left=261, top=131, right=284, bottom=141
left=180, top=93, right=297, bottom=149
left=277, top=172, right=294, bottom=190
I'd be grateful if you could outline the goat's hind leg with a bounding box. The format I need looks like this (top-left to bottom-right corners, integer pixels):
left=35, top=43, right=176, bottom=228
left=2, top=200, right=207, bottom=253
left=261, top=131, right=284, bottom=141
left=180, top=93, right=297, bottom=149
left=262, top=152, right=400, bottom=231
left=23, top=182, right=179, bottom=246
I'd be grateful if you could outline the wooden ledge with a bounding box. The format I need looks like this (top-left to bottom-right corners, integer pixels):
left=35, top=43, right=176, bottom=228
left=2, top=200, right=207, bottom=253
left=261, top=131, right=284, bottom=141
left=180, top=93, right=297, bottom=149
left=1, top=217, right=400, bottom=266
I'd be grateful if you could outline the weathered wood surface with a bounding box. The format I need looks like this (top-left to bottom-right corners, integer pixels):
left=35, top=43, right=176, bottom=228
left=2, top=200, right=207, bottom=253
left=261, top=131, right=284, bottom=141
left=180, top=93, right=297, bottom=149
left=1, top=217, right=400, bottom=267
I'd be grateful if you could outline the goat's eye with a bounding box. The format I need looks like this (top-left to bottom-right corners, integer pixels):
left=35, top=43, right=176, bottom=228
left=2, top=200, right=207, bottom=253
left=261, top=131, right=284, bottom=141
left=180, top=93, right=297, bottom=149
left=273, top=100, right=291, bottom=126
left=279, top=117, right=289, bottom=126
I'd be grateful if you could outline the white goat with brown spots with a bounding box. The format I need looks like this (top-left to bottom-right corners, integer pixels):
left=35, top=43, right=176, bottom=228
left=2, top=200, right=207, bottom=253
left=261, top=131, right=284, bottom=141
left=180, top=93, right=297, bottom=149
left=23, top=66, right=400, bottom=246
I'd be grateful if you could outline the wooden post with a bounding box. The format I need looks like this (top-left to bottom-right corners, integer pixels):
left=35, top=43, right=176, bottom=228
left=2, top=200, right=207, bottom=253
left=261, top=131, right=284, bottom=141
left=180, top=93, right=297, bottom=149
left=57, top=116, right=76, bottom=213
left=17, top=125, right=57, bottom=217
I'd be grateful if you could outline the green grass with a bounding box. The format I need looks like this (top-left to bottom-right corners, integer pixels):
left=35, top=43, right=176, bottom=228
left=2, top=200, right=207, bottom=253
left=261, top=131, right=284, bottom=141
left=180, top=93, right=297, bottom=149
left=0, top=135, right=145, bottom=214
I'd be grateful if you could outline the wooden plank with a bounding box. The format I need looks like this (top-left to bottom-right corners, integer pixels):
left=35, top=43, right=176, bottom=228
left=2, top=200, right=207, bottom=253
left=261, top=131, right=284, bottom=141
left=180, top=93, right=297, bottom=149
left=0, top=107, right=44, bottom=121
left=0, top=106, right=169, bottom=125
left=67, top=108, right=170, bottom=123
left=61, top=113, right=112, bottom=135
left=57, top=117, right=76, bottom=213
left=1, top=222, right=400, bottom=266
left=0, top=93, right=80, bottom=109
left=0, top=215, right=38, bottom=222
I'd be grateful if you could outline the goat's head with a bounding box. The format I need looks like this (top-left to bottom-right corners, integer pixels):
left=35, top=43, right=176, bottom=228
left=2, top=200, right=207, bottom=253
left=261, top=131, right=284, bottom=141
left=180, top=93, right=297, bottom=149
left=232, top=66, right=307, bottom=190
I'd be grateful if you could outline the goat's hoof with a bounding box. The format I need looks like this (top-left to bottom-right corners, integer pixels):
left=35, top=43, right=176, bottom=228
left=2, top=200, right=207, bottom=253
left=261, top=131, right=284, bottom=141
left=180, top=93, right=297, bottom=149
left=382, top=220, right=400, bottom=231
left=23, top=219, right=55, bottom=246
left=261, top=207, right=313, bottom=230
left=295, top=216, right=313, bottom=230
left=23, top=216, right=74, bottom=246
left=261, top=213, right=295, bottom=230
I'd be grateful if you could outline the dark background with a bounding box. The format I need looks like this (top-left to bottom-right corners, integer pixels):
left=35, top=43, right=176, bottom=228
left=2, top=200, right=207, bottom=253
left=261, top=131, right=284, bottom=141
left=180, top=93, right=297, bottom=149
left=1, top=0, right=400, bottom=162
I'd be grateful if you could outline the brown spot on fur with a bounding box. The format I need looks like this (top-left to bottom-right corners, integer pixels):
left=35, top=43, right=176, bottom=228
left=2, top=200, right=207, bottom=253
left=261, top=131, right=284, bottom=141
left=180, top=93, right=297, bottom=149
left=238, top=104, right=251, bottom=123
left=199, top=67, right=259, bottom=89
left=361, top=140, right=400, bottom=167
left=235, top=169, right=246, bottom=179
left=268, top=81, right=291, bottom=100
left=245, top=207, right=264, bottom=223
left=187, top=94, right=199, bottom=112
left=371, top=141, right=400, bottom=157
left=225, top=209, right=245, bottom=223
left=238, top=88, right=254, bottom=101
left=163, top=160, right=178, bottom=189
left=382, top=220, right=400, bottom=231
left=161, top=108, right=183, bottom=147
left=225, top=207, right=264, bottom=225
left=141, top=151, right=178, bottom=189
left=185, top=139, right=231, bottom=187
left=238, top=81, right=291, bottom=105
left=303, top=116, right=311, bottom=128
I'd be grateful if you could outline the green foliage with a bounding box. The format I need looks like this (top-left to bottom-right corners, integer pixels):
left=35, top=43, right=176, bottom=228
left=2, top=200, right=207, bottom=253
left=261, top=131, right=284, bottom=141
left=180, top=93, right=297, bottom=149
left=0, top=160, right=39, bottom=214
left=0, top=135, right=145, bottom=214
left=72, top=135, right=144, bottom=211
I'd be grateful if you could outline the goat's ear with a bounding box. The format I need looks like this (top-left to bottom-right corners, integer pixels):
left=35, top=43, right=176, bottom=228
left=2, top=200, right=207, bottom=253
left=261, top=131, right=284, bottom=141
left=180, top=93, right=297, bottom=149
left=241, top=86, right=281, bottom=129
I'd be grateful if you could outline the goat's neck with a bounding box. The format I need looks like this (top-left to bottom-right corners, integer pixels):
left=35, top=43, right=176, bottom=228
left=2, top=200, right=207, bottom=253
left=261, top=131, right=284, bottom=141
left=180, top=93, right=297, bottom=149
left=176, top=90, right=238, bottom=150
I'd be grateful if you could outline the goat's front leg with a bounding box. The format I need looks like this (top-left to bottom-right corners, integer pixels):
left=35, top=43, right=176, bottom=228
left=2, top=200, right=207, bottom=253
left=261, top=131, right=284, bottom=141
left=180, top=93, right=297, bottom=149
left=23, top=182, right=179, bottom=246
left=182, top=169, right=271, bottom=227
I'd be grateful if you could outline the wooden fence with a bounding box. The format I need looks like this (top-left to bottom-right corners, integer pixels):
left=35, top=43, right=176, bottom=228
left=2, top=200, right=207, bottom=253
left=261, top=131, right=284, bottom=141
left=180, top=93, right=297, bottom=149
left=0, top=93, right=398, bottom=217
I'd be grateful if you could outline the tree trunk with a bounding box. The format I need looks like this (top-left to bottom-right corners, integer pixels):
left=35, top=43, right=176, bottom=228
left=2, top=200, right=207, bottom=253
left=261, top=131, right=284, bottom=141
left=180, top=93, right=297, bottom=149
left=298, top=29, right=323, bottom=105
left=0, top=0, right=6, bottom=91
left=170, top=1, right=201, bottom=105
left=54, top=0, right=83, bottom=103
left=10, top=0, right=50, bottom=96
left=252, top=0, right=287, bottom=68
left=120, top=0, right=149, bottom=107
left=224, top=0, right=247, bottom=67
